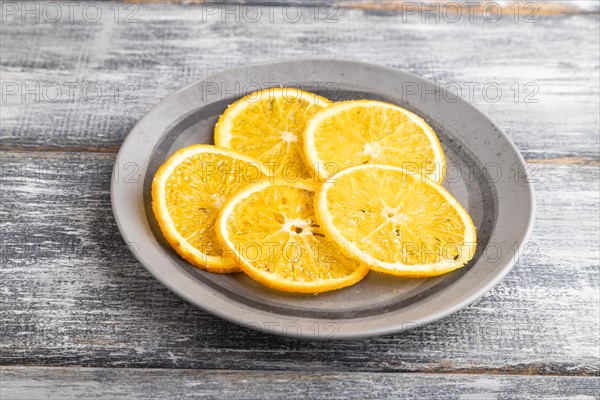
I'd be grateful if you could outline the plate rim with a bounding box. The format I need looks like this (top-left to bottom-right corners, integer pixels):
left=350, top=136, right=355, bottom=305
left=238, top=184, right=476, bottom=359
left=110, top=58, right=536, bottom=339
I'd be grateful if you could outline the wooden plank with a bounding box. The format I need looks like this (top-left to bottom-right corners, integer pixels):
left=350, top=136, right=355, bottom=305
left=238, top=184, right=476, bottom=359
left=1, top=151, right=598, bottom=374
left=1, top=3, right=598, bottom=161
left=338, top=1, right=600, bottom=15
left=126, top=1, right=600, bottom=16
left=1, top=367, right=599, bottom=400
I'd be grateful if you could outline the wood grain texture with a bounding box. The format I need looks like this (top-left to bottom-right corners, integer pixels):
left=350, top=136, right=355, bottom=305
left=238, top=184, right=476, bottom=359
left=1, top=2, right=598, bottom=161
left=337, top=0, right=600, bottom=14
left=1, top=367, right=599, bottom=400
left=1, top=151, right=598, bottom=374
left=126, top=1, right=600, bottom=16
left=1, top=1, right=599, bottom=394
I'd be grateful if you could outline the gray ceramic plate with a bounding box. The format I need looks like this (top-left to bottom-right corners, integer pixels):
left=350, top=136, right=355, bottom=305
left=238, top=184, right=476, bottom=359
left=111, top=59, right=535, bottom=339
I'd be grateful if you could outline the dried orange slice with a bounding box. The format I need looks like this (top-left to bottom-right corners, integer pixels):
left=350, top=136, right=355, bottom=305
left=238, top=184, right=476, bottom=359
left=315, top=164, right=476, bottom=277
left=216, top=179, right=369, bottom=292
left=304, top=100, right=445, bottom=182
left=214, top=88, right=330, bottom=178
left=152, top=145, right=268, bottom=273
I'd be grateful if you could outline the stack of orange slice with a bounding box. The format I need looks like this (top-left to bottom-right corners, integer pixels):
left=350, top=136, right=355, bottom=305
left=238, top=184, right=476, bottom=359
left=152, top=88, right=476, bottom=293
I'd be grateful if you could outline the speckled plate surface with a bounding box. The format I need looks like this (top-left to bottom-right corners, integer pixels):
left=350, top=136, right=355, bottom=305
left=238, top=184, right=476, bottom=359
left=111, top=59, right=535, bottom=339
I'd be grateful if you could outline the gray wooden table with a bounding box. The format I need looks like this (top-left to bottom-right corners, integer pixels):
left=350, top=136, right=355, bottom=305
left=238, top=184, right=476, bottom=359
left=1, top=1, right=599, bottom=398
